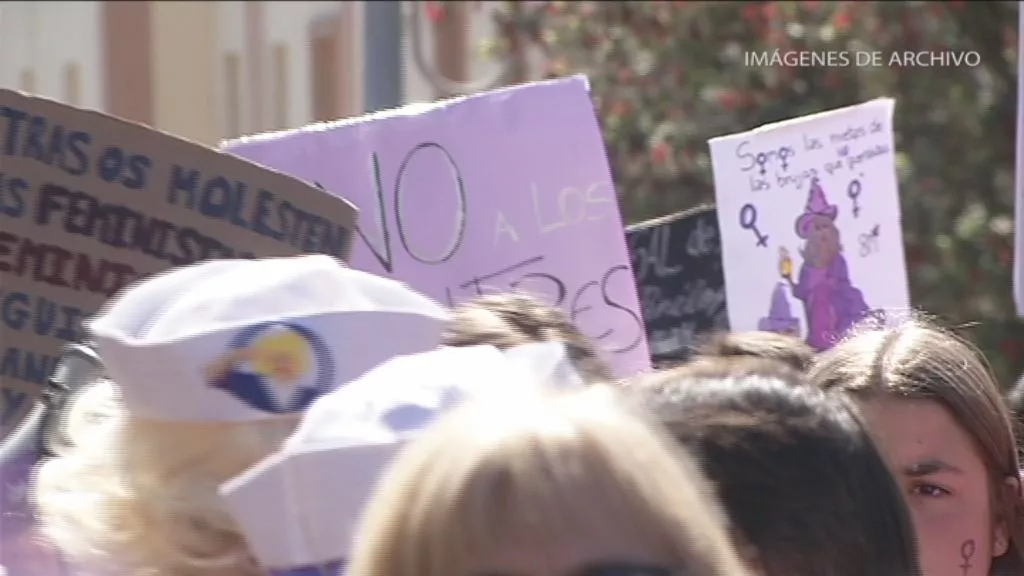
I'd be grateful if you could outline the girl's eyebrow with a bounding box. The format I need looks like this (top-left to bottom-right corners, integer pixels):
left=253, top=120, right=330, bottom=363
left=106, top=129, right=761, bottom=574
left=902, top=458, right=965, bottom=477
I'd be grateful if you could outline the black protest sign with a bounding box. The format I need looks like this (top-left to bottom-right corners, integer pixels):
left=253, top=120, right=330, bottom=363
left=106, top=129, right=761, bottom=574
left=626, top=206, right=728, bottom=365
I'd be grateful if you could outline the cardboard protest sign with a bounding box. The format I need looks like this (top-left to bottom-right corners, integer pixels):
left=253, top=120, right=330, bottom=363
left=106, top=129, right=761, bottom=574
left=708, top=99, right=907, bottom=351
left=626, top=206, right=728, bottom=365
left=222, top=76, right=649, bottom=377
left=0, top=90, right=358, bottom=437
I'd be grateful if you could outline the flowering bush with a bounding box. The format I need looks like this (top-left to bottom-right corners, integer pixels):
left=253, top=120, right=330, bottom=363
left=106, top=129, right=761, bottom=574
left=491, top=1, right=1024, bottom=382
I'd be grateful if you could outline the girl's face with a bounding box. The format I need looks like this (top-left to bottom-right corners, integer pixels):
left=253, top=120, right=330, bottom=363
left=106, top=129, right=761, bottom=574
left=859, top=397, right=1008, bottom=576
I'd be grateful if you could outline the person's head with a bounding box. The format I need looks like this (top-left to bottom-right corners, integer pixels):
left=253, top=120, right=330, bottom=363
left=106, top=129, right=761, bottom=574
left=347, top=385, right=753, bottom=576
left=34, top=255, right=449, bottom=576
left=442, top=293, right=613, bottom=383
left=628, top=357, right=919, bottom=576
left=695, top=331, right=815, bottom=372
left=810, top=316, right=1023, bottom=576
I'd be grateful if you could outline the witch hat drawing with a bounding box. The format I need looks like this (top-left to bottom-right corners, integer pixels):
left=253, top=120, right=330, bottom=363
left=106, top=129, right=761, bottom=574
left=795, top=177, right=839, bottom=239
left=758, top=282, right=800, bottom=337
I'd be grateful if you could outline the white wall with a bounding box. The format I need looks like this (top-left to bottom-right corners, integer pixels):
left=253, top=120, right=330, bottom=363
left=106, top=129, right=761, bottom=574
left=213, top=1, right=546, bottom=128
left=400, top=1, right=435, bottom=105
left=215, top=1, right=248, bottom=137
left=264, top=1, right=340, bottom=128
left=0, top=1, right=104, bottom=110
left=0, top=0, right=543, bottom=141
left=215, top=1, right=351, bottom=133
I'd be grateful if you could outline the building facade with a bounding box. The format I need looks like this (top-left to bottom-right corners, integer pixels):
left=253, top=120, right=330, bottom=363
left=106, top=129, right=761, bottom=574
left=0, top=1, right=542, bottom=146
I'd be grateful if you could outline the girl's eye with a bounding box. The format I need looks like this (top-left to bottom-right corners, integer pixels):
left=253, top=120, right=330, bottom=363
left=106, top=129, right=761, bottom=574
left=910, top=483, right=951, bottom=498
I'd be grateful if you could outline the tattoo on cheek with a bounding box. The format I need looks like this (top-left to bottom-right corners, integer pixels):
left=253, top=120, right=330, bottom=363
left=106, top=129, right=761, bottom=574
left=960, top=539, right=976, bottom=575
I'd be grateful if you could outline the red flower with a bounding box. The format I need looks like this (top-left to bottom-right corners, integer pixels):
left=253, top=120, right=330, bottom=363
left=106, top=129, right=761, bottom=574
left=651, top=142, right=672, bottom=165
left=1000, top=247, right=1013, bottom=266
left=609, top=100, right=632, bottom=117
left=717, top=90, right=740, bottom=110
left=742, top=4, right=760, bottom=23
left=425, top=2, right=444, bottom=23
left=833, top=9, right=852, bottom=32
left=618, top=67, right=634, bottom=83
left=762, top=2, right=779, bottom=19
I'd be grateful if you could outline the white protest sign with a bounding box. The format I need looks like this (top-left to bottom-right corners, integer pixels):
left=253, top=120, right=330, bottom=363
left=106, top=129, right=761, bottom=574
left=708, top=99, right=908, bottom=351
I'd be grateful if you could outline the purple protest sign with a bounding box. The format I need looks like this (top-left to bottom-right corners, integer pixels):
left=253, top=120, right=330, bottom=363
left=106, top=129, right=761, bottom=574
left=223, top=76, right=649, bottom=377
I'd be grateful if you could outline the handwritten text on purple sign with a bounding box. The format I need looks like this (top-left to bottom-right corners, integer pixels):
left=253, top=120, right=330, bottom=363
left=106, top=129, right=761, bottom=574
left=224, top=77, right=649, bottom=376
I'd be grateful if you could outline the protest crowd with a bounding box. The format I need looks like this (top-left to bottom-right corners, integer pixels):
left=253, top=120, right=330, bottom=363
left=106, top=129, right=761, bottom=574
left=2, top=12, right=1024, bottom=576
left=3, top=251, right=1023, bottom=576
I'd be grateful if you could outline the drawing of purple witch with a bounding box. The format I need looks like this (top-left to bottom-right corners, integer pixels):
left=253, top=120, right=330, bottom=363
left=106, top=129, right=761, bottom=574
left=779, top=177, right=870, bottom=351
left=758, top=283, right=801, bottom=338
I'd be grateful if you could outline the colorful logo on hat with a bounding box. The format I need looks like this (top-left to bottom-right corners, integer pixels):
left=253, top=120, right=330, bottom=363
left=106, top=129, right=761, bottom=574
left=205, top=322, right=335, bottom=414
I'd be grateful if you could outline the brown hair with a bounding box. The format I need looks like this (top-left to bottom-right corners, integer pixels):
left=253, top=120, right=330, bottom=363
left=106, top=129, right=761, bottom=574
left=695, top=331, right=815, bottom=372
left=809, top=316, right=1024, bottom=575
left=628, top=357, right=920, bottom=576
left=442, top=293, right=613, bottom=383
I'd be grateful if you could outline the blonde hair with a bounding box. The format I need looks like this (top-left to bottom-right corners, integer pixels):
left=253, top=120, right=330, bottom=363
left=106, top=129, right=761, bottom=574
left=809, top=315, right=1024, bottom=575
left=33, top=380, right=299, bottom=576
left=347, top=386, right=752, bottom=576
left=442, top=293, right=614, bottom=383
